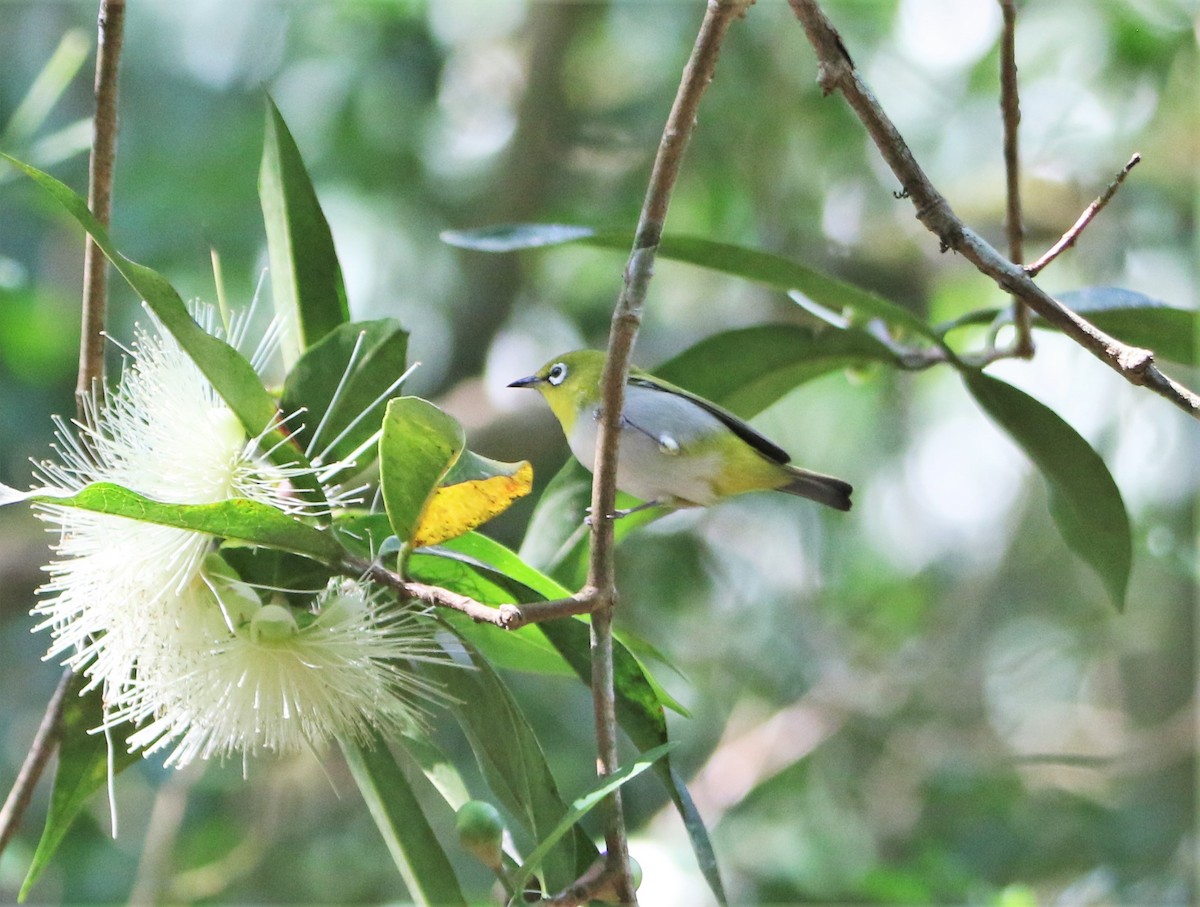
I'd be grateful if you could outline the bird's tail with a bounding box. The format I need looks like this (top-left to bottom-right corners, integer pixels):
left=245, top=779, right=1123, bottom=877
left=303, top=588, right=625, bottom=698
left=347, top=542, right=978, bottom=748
left=780, top=466, right=853, bottom=512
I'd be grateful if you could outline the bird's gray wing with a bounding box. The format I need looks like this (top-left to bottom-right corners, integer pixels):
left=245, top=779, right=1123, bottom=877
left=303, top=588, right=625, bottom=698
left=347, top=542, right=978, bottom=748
left=627, top=376, right=791, bottom=464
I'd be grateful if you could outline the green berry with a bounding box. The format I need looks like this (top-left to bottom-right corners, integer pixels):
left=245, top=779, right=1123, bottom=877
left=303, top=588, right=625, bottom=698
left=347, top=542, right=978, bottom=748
left=456, top=800, right=504, bottom=869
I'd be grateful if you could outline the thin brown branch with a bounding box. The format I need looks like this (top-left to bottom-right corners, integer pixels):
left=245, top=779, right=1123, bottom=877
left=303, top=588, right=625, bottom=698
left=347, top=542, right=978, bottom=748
left=787, top=0, right=1200, bottom=419
left=342, top=556, right=597, bottom=630
left=1025, top=153, right=1142, bottom=277
left=542, top=858, right=622, bottom=906
left=586, top=4, right=751, bottom=902
left=999, top=0, right=1033, bottom=357
left=0, top=669, right=72, bottom=859
left=76, top=0, right=126, bottom=411
left=1, top=0, right=129, bottom=865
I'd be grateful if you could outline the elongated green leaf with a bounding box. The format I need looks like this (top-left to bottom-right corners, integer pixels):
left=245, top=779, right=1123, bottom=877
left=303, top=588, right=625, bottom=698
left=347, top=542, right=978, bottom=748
left=20, top=676, right=140, bottom=901
left=379, top=398, right=464, bottom=545
left=964, top=371, right=1132, bottom=609
left=509, top=742, right=676, bottom=897
left=938, top=286, right=1196, bottom=365
left=439, top=531, right=571, bottom=601
left=260, top=97, right=349, bottom=356
left=341, top=733, right=467, bottom=907
left=431, top=533, right=689, bottom=715
left=654, top=324, right=900, bottom=418
left=396, top=733, right=473, bottom=811
left=2, top=154, right=322, bottom=500
left=442, top=224, right=939, bottom=341
left=408, top=549, right=573, bottom=676
left=1058, top=287, right=1195, bottom=364
left=431, top=645, right=596, bottom=892
left=280, top=319, right=409, bottom=468
left=31, top=483, right=343, bottom=564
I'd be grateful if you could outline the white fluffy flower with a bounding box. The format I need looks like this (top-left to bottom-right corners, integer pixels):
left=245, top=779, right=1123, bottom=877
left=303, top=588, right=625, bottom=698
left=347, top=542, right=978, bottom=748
left=31, top=309, right=349, bottom=699
left=108, top=575, right=451, bottom=767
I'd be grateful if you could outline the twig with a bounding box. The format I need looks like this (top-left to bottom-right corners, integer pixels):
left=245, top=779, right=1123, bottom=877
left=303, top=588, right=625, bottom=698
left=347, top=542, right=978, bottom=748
left=0, top=0, right=129, bottom=865
left=787, top=0, right=1200, bottom=419
left=343, top=555, right=597, bottom=630
left=0, top=669, right=72, bottom=859
left=581, top=3, right=751, bottom=902
left=541, top=857, right=624, bottom=906
left=1025, top=153, right=1142, bottom=277
left=76, top=0, right=126, bottom=410
left=998, top=0, right=1033, bottom=357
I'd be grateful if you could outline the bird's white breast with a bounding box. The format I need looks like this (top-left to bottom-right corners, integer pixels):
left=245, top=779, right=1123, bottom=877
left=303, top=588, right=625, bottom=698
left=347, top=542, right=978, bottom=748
left=566, top=384, right=728, bottom=507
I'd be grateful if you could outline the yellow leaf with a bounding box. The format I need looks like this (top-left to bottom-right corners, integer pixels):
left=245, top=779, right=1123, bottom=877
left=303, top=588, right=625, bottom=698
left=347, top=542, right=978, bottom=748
left=413, top=461, right=533, bottom=548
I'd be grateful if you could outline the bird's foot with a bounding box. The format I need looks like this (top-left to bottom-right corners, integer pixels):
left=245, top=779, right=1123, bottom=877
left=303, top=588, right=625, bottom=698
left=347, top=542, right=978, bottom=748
left=584, top=500, right=661, bottom=525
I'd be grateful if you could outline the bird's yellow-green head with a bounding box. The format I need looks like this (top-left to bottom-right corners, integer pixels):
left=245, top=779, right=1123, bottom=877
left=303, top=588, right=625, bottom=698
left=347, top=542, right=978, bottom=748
left=506, top=349, right=606, bottom=434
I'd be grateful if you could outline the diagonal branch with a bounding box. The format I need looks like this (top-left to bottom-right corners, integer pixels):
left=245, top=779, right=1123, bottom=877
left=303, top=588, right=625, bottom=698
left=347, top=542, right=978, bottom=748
left=787, top=0, right=1200, bottom=419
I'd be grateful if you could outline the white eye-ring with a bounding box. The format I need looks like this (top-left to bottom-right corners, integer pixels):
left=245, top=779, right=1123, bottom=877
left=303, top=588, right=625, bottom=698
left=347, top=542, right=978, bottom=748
left=547, top=362, right=568, bottom=386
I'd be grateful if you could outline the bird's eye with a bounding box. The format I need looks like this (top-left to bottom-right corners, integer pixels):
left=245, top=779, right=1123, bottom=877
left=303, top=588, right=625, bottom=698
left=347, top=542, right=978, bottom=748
left=547, top=363, right=567, bottom=386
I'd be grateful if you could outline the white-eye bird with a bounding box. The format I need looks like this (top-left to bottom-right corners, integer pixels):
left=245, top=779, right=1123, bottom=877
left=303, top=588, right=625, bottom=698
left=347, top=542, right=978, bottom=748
left=509, top=349, right=852, bottom=514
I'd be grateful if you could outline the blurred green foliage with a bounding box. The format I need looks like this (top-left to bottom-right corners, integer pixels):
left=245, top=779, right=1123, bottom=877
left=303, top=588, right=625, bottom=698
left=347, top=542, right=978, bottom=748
left=0, top=1, right=1195, bottom=904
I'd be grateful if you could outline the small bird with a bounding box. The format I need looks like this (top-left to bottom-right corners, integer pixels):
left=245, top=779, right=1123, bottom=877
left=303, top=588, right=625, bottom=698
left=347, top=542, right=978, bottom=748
left=509, top=349, right=852, bottom=515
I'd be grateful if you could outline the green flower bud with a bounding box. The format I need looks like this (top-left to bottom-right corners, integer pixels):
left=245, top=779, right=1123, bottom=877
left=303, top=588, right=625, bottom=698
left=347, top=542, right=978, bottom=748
left=456, top=800, right=505, bottom=870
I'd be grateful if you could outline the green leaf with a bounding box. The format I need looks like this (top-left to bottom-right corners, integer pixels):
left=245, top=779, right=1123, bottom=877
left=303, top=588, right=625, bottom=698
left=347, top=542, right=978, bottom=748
left=259, top=97, right=350, bottom=357
left=517, top=457, right=593, bottom=579
left=431, top=644, right=597, bottom=892
left=963, top=371, right=1132, bottom=609
left=442, top=224, right=939, bottom=341
left=20, top=676, right=141, bottom=901
left=438, top=531, right=570, bottom=601
left=340, top=732, right=467, bottom=907
left=378, top=397, right=464, bottom=546
left=218, top=546, right=334, bottom=606
left=1057, top=287, right=1195, bottom=365
left=938, top=286, right=1196, bottom=365
left=396, top=733, right=473, bottom=812
left=408, top=548, right=574, bottom=676
left=508, top=741, right=676, bottom=898
left=279, top=319, right=410, bottom=468
left=1, top=153, right=323, bottom=501
left=32, top=483, right=344, bottom=565
left=654, top=324, right=901, bottom=419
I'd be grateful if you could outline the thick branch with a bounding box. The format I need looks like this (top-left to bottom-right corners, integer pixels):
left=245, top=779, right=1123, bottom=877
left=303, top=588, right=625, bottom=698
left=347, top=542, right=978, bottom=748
left=787, top=0, right=1200, bottom=419
left=998, top=0, right=1033, bottom=357
left=76, top=0, right=125, bottom=410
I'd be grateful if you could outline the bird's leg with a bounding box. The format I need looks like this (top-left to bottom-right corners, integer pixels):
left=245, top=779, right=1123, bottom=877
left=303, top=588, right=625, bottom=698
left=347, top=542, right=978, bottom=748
left=584, top=499, right=662, bottom=525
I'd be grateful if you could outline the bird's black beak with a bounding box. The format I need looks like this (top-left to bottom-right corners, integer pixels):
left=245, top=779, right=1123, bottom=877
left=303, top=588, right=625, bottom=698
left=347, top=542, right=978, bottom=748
left=507, top=375, right=541, bottom=388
